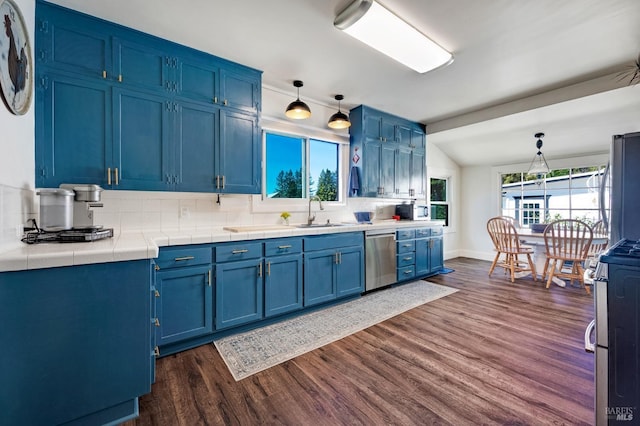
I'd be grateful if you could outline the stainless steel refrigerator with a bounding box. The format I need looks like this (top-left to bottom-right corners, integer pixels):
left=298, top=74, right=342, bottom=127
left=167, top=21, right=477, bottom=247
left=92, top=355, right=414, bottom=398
left=587, top=131, right=640, bottom=425
left=602, top=132, right=640, bottom=244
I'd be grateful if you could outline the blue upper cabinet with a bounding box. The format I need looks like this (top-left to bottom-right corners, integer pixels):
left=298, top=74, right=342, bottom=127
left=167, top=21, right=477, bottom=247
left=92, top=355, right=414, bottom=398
left=36, top=73, right=112, bottom=187
left=113, top=38, right=172, bottom=91
left=349, top=105, right=427, bottom=199
left=36, top=4, right=112, bottom=80
left=35, top=0, right=262, bottom=194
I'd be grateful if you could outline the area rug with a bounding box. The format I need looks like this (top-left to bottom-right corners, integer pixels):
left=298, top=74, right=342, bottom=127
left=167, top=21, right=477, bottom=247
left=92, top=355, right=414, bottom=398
left=214, top=280, right=458, bottom=381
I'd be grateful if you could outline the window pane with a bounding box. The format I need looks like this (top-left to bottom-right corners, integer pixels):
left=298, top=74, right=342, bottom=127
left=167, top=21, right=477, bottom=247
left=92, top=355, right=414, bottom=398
left=430, top=178, right=447, bottom=202
left=431, top=204, right=448, bottom=226
left=310, top=139, right=339, bottom=201
left=501, top=165, right=607, bottom=228
left=265, top=133, right=304, bottom=198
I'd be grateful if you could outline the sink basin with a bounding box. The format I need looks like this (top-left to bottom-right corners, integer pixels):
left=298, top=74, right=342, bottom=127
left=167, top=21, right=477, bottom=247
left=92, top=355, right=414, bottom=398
left=296, top=223, right=345, bottom=228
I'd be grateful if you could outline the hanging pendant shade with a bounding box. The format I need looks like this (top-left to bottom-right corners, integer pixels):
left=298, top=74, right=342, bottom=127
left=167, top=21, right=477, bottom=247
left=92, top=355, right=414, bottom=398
left=328, top=94, right=351, bottom=129
left=285, top=80, right=311, bottom=119
left=527, top=132, right=550, bottom=186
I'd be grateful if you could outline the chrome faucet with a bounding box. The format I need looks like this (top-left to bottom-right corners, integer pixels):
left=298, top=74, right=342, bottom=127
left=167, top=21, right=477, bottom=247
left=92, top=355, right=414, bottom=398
left=307, top=196, right=324, bottom=225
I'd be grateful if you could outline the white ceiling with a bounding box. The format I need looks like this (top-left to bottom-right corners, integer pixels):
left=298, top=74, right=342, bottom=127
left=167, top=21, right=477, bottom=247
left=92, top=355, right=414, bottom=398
left=48, top=0, right=640, bottom=166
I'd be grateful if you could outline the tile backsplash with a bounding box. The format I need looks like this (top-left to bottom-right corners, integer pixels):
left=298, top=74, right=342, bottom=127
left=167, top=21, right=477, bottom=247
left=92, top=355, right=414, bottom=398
left=1, top=189, right=403, bottom=247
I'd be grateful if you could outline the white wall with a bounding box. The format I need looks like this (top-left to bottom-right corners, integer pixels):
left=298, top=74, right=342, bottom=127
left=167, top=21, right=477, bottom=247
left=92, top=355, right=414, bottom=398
left=0, top=0, right=36, bottom=251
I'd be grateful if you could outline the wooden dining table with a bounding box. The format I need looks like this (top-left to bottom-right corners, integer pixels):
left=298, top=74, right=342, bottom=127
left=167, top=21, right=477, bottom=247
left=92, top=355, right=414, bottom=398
left=517, top=228, right=608, bottom=287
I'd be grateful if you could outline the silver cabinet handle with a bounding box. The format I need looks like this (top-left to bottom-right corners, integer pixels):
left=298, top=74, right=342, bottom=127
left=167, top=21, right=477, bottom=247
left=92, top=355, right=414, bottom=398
left=278, top=245, right=292, bottom=249
left=174, top=256, right=194, bottom=261
left=232, top=249, right=249, bottom=254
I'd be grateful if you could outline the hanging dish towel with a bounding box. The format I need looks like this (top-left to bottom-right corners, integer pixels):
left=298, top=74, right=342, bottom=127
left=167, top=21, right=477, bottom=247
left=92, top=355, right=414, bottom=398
left=349, top=166, right=360, bottom=196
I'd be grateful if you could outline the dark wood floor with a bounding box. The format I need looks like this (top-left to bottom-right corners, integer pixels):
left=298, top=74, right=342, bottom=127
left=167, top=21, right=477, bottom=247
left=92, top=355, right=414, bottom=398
left=125, top=257, right=595, bottom=426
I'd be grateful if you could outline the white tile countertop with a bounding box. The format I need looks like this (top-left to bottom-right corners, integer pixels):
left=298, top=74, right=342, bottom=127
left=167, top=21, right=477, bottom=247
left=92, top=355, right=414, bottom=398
left=0, top=220, right=444, bottom=272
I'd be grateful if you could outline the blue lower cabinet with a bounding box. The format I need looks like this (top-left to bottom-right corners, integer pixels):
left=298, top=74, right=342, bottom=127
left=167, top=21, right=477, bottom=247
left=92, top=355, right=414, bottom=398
left=215, top=258, right=263, bottom=329
left=304, top=248, right=338, bottom=306
left=264, top=253, right=303, bottom=317
left=0, top=260, right=152, bottom=426
left=430, top=236, right=444, bottom=273
left=155, top=265, right=213, bottom=346
left=336, top=246, right=364, bottom=298
left=415, top=238, right=430, bottom=276
left=303, top=233, right=365, bottom=306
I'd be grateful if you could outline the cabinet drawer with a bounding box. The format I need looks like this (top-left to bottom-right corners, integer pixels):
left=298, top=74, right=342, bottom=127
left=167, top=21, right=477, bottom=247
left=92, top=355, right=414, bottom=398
left=396, top=229, right=415, bottom=240
left=265, top=238, right=302, bottom=256
left=303, top=232, right=363, bottom=252
left=415, top=228, right=431, bottom=238
left=431, top=227, right=444, bottom=236
left=397, top=253, right=415, bottom=268
left=157, top=245, right=211, bottom=269
left=397, top=266, right=415, bottom=280
left=215, top=241, right=262, bottom=262
left=397, top=240, right=415, bottom=254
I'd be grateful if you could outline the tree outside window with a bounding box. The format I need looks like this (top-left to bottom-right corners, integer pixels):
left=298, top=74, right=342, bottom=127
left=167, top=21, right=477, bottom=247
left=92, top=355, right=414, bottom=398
left=430, top=177, right=449, bottom=226
left=264, top=133, right=339, bottom=201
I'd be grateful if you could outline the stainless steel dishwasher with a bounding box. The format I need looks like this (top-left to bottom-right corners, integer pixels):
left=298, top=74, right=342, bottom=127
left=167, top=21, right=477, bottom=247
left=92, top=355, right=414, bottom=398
left=365, top=229, right=397, bottom=291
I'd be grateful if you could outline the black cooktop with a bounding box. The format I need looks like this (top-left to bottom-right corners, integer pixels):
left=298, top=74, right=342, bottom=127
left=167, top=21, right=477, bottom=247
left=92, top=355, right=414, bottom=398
left=22, top=227, right=114, bottom=244
left=600, top=239, right=640, bottom=266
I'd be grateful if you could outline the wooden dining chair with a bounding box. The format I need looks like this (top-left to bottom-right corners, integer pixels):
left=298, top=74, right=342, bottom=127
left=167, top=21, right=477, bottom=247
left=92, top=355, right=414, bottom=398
left=588, top=220, right=609, bottom=258
left=487, top=217, right=537, bottom=283
left=542, top=219, right=593, bottom=294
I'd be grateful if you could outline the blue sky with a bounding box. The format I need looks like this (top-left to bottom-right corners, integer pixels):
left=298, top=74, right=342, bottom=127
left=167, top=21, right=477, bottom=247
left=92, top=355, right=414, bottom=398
left=265, top=134, right=338, bottom=196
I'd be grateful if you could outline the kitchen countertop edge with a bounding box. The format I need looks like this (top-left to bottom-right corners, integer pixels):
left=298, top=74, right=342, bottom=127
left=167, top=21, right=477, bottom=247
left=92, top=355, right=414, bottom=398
left=0, top=221, right=444, bottom=272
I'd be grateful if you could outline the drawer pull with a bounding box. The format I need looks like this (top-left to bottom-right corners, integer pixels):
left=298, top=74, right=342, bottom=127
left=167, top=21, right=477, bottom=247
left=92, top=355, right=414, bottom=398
left=403, top=257, right=413, bottom=261
left=403, top=244, right=412, bottom=248
left=153, top=346, right=160, bottom=357
left=278, top=245, right=292, bottom=249
left=174, top=256, right=195, bottom=261
left=232, top=249, right=249, bottom=254
left=404, top=270, right=412, bottom=275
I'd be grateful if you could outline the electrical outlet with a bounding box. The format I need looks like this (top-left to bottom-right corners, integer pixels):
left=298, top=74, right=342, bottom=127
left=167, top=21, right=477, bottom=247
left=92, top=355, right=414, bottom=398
left=15, top=224, right=23, bottom=237
left=180, top=207, right=190, bottom=218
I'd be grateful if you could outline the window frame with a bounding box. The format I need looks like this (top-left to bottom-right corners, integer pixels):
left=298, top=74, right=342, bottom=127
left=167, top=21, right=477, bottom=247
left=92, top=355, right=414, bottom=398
left=253, top=126, right=349, bottom=214
left=429, top=176, right=450, bottom=227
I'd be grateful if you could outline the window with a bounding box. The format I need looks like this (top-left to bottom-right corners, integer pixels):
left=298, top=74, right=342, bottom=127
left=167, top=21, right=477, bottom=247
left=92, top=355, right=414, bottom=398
left=264, top=132, right=340, bottom=201
left=430, top=177, right=449, bottom=226
left=501, top=166, right=608, bottom=228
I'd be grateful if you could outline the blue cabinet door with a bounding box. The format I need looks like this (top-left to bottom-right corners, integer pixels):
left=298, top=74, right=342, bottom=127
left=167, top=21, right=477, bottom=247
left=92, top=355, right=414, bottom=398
left=36, top=3, right=112, bottom=79
left=265, top=253, right=303, bottom=317
left=304, top=249, right=337, bottom=306
left=219, top=109, right=260, bottom=194
left=410, top=149, right=426, bottom=198
left=430, top=236, right=444, bottom=273
left=220, top=67, right=260, bottom=113
left=362, top=139, right=381, bottom=197
left=380, top=142, right=396, bottom=197
left=36, top=73, right=112, bottom=187
left=113, top=38, right=172, bottom=92
left=155, top=265, right=213, bottom=346
left=113, top=87, right=174, bottom=190
left=395, top=146, right=411, bottom=197
left=415, top=238, right=430, bottom=276
left=178, top=58, right=219, bottom=105
left=336, top=246, right=364, bottom=297
left=0, top=260, right=151, bottom=426
left=216, top=259, right=263, bottom=329
left=176, top=101, right=219, bottom=192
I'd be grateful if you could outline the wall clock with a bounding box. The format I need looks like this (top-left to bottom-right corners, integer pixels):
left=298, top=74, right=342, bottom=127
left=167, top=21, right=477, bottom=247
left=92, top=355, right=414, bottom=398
left=0, top=0, right=32, bottom=115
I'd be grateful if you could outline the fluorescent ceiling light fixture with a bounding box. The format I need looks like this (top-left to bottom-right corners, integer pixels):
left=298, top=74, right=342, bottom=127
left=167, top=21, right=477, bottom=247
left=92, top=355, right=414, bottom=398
left=335, top=0, right=453, bottom=73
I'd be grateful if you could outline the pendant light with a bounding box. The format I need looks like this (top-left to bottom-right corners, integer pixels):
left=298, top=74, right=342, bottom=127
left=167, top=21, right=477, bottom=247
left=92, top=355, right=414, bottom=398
left=527, top=132, right=550, bottom=186
left=327, top=95, right=351, bottom=129
left=285, top=80, right=311, bottom=119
